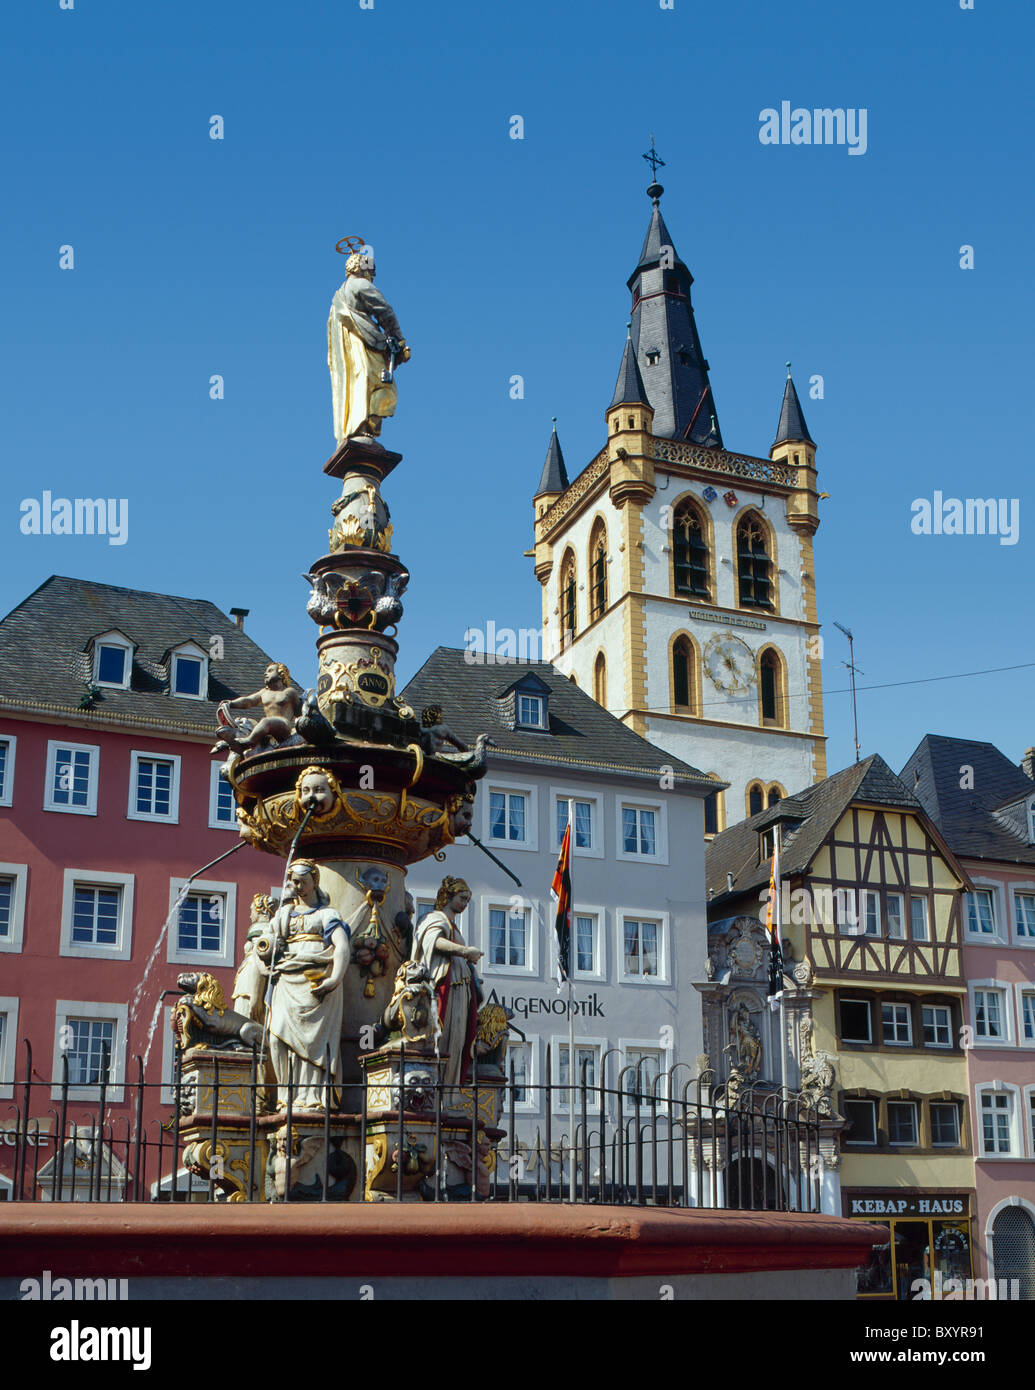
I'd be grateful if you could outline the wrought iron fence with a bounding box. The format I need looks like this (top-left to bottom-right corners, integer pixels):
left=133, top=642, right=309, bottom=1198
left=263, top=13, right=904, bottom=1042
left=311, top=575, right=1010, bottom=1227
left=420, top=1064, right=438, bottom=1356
left=0, top=1039, right=825, bottom=1211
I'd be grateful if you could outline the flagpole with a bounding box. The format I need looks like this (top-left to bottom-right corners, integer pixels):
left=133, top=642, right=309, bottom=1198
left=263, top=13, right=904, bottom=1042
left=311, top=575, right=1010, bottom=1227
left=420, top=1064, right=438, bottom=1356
left=567, top=798, right=576, bottom=1204
left=777, top=823, right=787, bottom=1098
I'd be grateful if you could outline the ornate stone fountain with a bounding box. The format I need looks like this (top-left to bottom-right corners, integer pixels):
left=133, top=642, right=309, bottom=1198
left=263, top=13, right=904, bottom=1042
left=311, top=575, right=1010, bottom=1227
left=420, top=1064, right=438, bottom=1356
left=171, top=239, right=508, bottom=1202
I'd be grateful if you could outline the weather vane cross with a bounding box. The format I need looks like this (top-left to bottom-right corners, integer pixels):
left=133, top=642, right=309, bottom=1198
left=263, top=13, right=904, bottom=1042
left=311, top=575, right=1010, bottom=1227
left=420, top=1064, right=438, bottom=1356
left=642, top=134, right=665, bottom=182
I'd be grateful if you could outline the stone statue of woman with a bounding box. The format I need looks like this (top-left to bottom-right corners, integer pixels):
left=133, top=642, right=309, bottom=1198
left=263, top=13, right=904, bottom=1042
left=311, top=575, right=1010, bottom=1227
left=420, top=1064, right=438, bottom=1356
left=412, top=876, right=483, bottom=1088
left=264, top=859, right=350, bottom=1111
left=327, top=248, right=410, bottom=444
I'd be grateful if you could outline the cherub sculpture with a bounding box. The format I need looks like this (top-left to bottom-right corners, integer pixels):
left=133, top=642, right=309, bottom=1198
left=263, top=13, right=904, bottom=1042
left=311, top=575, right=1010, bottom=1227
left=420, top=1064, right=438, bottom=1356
left=211, top=662, right=302, bottom=754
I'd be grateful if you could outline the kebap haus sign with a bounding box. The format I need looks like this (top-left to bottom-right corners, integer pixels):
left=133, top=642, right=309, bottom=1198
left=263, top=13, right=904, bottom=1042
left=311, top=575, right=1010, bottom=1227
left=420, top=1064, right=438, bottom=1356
left=848, top=1193, right=969, bottom=1218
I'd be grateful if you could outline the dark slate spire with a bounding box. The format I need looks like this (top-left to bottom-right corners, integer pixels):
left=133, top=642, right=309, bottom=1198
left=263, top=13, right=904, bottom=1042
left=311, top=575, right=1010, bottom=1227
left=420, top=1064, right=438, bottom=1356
left=773, top=364, right=815, bottom=446
left=626, top=180, right=722, bottom=446
left=609, top=323, right=651, bottom=409
left=534, top=418, right=570, bottom=497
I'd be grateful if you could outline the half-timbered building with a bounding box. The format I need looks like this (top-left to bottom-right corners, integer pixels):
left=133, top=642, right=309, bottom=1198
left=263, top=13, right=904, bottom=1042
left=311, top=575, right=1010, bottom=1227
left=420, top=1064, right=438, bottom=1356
left=707, top=754, right=975, bottom=1298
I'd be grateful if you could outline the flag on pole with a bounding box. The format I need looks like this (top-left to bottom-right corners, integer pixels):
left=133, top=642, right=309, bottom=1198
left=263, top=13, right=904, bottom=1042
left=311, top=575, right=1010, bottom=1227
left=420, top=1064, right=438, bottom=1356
left=765, top=833, right=783, bottom=1002
left=551, top=819, right=572, bottom=983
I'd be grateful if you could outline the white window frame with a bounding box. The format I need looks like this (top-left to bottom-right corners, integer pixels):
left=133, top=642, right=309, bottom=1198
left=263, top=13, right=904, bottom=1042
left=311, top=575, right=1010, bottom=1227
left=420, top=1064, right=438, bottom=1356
left=886, top=1099, right=919, bottom=1147
left=970, top=980, right=1014, bottom=1046
left=51, top=1001, right=128, bottom=1103
left=515, top=692, right=547, bottom=730
left=549, top=1034, right=608, bottom=1115
left=208, top=761, right=238, bottom=830
left=618, top=1036, right=675, bottom=1107
left=571, top=903, right=606, bottom=981
left=843, top=1097, right=877, bottom=1146
left=550, top=787, right=604, bottom=859
left=127, top=750, right=181, bottom=824
left=839, top=996, right=872, bottom=1044
left=861, top=889, right=880, bottom=938
left=159, top=1005, right=178, bottom=1106
left=44, top=740, right=100, bottom=816
left=0, top=733, right=16, bottom=807
left=484, top=778, right=538, bottom=853
left=59, top=869, right=134, bottom=961
left=929, top=1100, right=961, bottom=1149
left=976, top=1083, right=1021, bottom=1159
left=167, top=878, right=237, bottom=970
left=0, top=863, right=28, bottom=954
left=1026, top=1085, right=1035, bottom=1158
left=0, top=996, right=19, bottom=1100
left=909, top=894, right=930, bottom=942
left=92, top=630, right=134, bottom=690
left=504, top=1037, right=539, bottom=1114
left=616, top=910, right=670, bottom=985
left=885, top=891, right=905, bottom=940
left=616, top=798, right=668, bottom=865
left=1014, top=985, right=1035, bottom=1048
left=481, top=898, right=537, bottom=977
left=168, top=642, right=209, bottom=701
left=881, top=1001, right=912, bottom=1047
left=1012, top=883, right=1035, bottom=944
left=965, top=886, right=998, bottom=938
left=921, top=1003, right=952, bottom=1049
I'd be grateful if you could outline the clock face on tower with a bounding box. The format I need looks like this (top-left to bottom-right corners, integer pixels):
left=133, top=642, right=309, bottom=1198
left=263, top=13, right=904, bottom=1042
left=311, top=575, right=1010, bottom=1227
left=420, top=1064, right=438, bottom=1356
left=704, top=632, right=756, bottom=694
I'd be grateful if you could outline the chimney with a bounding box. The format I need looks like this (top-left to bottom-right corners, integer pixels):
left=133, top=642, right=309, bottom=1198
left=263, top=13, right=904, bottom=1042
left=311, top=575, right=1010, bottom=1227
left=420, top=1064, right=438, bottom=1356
left=1022, top=747, right=1035, bottom=781
left=229, top=607, right=249, bottom=630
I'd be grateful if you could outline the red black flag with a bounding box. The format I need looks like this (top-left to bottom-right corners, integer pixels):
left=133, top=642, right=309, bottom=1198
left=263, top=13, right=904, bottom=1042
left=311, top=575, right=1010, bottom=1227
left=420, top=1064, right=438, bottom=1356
left=551, top=820, right=572, bottom=982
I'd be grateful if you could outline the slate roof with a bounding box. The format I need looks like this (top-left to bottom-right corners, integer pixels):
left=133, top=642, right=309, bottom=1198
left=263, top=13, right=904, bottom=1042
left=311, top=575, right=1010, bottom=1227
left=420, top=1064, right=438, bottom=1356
left=402, top=647, right=717, bottom=792
left=773, top=371, right=815, bottom=447
left=609, top=328, right=651, bottom=409
left=706, top=754, right=932, bottom=903
left=534, top=423, right=570, bottom=498
left=0, top=575, right=277, bottom=736
left=901, top=734, right=1035, bottom=866
left=625, top=193, right=722, bottom=446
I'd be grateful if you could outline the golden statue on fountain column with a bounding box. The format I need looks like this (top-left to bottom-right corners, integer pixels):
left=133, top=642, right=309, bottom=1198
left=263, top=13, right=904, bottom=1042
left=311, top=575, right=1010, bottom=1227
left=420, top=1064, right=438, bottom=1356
left=327, top=238, right=411, bottom=444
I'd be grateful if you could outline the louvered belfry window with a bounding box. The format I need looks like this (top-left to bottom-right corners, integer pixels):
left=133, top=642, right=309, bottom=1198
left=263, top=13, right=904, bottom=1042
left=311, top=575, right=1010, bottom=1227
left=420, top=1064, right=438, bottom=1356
left=737, top=515, right=772, bottom=608
left=673, top=501, right=709, bottom=598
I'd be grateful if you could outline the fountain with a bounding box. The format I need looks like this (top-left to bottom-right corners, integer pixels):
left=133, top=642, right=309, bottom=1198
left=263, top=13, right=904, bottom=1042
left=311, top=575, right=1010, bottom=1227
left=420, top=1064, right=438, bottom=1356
left=169, top=238, right=508, bottom=1203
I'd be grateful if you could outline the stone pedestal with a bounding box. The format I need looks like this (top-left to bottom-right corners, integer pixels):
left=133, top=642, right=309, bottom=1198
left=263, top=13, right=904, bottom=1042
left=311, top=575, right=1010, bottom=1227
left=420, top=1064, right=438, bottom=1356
left=177, top=1049, right=266, bottom=1203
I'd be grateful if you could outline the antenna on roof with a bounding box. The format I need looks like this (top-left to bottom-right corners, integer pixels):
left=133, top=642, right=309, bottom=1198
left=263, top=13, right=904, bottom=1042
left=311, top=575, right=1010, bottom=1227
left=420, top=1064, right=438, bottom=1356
left=833, top=621, right=863, bottom=764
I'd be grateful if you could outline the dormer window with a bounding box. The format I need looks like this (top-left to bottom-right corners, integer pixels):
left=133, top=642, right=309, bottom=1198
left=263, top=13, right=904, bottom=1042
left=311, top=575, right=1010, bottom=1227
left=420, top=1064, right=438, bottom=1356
left=645, top=350, right=661, bottom=366
left=517, top=694, right=546, bottom=729
left=1029, top=798, right=1035, bottom=844
left=167, top=642, right=209, bottom=701
left=91, top=631, right=134, bottom=690
left=503, top=672, right=552, bottom=732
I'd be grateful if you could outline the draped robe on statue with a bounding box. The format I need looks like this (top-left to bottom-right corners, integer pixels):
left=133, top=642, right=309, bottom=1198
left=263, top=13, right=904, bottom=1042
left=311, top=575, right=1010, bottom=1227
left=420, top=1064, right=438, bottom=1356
left=327, top=275, right=402, bottom=443
left=414, top=911, right=479, bottom=1088
left=268, top=901, right=347, bottom=1109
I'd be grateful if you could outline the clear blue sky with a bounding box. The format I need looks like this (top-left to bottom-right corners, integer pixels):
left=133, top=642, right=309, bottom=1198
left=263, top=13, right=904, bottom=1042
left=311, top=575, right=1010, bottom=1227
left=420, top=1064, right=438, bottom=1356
left=1, top=0, right=1031, bottom=783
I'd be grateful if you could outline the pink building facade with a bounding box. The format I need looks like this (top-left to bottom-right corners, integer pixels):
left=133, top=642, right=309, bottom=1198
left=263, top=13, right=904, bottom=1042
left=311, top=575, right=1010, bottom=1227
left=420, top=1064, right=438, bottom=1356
left=0, top=577, right=281, bottom=1197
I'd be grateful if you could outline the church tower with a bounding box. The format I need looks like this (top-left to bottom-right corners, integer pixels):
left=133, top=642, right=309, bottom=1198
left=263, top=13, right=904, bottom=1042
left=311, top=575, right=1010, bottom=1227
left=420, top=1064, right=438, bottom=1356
left=531, top=170, right=826, bottom=830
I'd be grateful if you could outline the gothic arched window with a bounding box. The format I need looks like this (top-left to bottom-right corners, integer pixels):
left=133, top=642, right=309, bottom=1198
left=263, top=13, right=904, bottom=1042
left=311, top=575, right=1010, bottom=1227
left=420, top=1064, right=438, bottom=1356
left=560, top=550, right=577, bottom=646
left=703, top=778, right=724, bottom=836
left=759, top=648, right=785, bottom=727
left=672, top=636, right=694, bottom=712
left=673, top=499, right=710, bottom=599
left=767, top=784, right=784, bottom=808
left=736, top=512, right=773, bottom=610
left=747, top=782, right=765, bottom=817
left=589, top=521, right=608, bottom=621
left=593, top=651, right=607, bottom=707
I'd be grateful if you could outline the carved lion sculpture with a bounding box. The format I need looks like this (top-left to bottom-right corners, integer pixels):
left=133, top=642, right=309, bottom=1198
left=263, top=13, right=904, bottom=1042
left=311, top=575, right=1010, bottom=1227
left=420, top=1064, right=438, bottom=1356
left=172, top=972, right=264, bottom=1052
